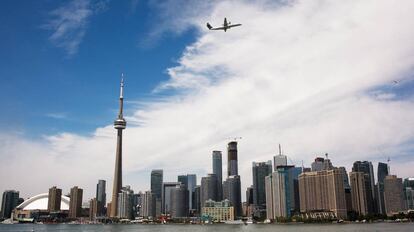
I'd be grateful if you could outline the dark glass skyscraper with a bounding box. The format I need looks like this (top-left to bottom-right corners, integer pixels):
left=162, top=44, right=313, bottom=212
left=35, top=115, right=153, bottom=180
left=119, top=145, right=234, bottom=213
left=352, top=161, right=376, bottom=214
left=151, top=169, right=163, bottom=199
left=252, top=161, right=272, bottom=207
left=187, top=174, right=197, bottom=210
left=96, top=180, right=106, bottom=216
left=377, top=162, right=389, bottom=214
left=227, top=142, right=238, bottom=177
left=212, top=151, right=223, bottom=200
left=178, top=175, right=188, bottom=189
left=0, top=190, right=19, bottom=219
left=170, top=184, right=189, bottom=218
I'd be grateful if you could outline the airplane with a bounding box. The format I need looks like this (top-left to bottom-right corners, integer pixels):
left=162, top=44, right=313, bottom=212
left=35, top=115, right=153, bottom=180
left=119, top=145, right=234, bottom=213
left=206, top=17, right=241, bottom=32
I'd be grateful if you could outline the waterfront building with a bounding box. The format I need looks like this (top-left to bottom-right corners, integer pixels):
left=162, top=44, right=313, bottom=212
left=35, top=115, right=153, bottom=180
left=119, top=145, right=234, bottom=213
left=384, top=175, right=405, bottom=216
left=162, top=182, right=181, bottom=214
left=200, top=174, right=218, bottom=207
left=110, top=77, right=127, bottom=218
left=96, top=180, right=106, bottom=217
left=223, top=175, right=242, bottom=217
left=212, top=151, right=223, bottom=201
left=170, top=184, right=189, bottom=218
left=273, top=144, right=287, bottom=170
left=117, top=186, right=134, bottom=219
left=89, top=198, right=97, bottom=220
left=377, top=162, right=389, bottom=214
left=141, top=191, right=156, bottom=218
left=227, top=141, right=238, bottom=177
left=349, top=172, right=369, bottom=215
left=48, top=186, right=62, bottom=212
left=298, top=169, right=347, bottom=219
left=352, top=161, right=376, bottom=214
left=1, top=190, right=20, bottom=219
left=202, top=199, right=234, bottom=222
left=132, top=192, right=142, bottom=217
left=69, top=186, right=83, bottom=218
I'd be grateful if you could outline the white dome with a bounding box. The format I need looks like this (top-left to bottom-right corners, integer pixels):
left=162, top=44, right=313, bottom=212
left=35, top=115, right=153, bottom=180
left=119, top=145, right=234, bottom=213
left=16, top=193, right=70, bottom=210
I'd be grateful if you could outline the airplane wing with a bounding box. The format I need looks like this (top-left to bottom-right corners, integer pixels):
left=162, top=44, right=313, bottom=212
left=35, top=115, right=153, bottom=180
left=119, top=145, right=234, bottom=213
left=228, top=24, right=242, bottom=28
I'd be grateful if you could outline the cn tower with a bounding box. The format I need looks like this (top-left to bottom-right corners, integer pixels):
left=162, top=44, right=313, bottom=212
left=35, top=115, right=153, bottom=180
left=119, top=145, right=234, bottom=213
left=110, top=75, right=126, bottom=218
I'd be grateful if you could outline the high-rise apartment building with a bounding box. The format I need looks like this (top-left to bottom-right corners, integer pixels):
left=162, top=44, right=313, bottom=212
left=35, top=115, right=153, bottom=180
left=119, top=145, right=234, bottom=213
left=118, top=186, right=134, bottom=219
left=110, top=77, right=127, bottom=218
left=212, top=151, right=223, bottom=201
left=141, top=191, right=156, bottom=218
left=89, top=198, right=97, bottom=220
left=0, top=190, right=19, bottom=219
left=384, top=175, right=405, bottom=216
left=265, top=175, right=274, bottom=219
left=349, top=172, right=369, bottom=215
left=96, top=180, right=106, bottom=216
left=69, top=186, right=83, bottom=218
left=48, top=186, right=62, bottom=212
left=266, top=165, right=295, bottom=219
left=298, top=169, right=347, bottom=219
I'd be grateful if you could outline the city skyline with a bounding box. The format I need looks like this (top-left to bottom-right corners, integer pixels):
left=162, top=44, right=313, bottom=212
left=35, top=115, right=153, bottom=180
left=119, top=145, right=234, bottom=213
left=2, top=0, right=414, bottom=202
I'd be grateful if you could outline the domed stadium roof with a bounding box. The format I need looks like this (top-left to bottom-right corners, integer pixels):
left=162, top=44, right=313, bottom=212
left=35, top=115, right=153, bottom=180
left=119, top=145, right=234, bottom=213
left=16, top=193, right=70, bottom=210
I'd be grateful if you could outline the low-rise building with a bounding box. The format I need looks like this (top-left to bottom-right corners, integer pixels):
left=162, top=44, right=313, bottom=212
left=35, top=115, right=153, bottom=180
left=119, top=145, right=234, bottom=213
left=201, top=199, right=234, bottom=222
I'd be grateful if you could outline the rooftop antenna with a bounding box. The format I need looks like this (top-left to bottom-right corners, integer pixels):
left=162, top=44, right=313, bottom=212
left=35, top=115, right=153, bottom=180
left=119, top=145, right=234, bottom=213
left=279, top=144, right=282, bottom=155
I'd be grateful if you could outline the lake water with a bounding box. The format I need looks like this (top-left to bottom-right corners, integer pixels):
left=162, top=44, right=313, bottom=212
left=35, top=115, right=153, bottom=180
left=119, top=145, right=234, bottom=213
left=0, top=223, right=414, bottom=232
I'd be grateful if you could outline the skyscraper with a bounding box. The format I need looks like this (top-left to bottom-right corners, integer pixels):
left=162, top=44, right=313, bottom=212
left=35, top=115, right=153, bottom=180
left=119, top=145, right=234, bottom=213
left=96, top=180, right=106, bottom=217
left=349, top=172, right=369, bottom=216
left=200, top=174, right=218, bottom=207
left=265, top=176, right=274, bottom=220
left=151, top=170, right=163, bottom=199
left=377, top=162, right=389, bottom=214
left=212, top=151, right=223, bottom=200
left=0, top=190, right=19, bottom=219
left=48, top=186, right=62, bottom=212
left=178, top=175, right=189, bottom=189
left=227, top=142, right=238, bottom=177
left=170, top=184, right=189, bottom=218
left=273, top=144, right=287, bottom=170
left=69, top=186, right=83, bottom=218
left=270, top=166, right=295, bottom=218
left=162, top=182, right=181, bottom=214
left=187, top=174, right=197, bottom=210
left=193, top=185, right=201, bottom=215
left=223, top=175, right=242, bottom=217
left=252, top=161, right=272, bottom=209
left=384, top=175, right=405, bottom=216
left=246, top=186, right=254, bottom=205
left=352, top=161, right=376, bottom=214
left=298, top=169, right=347, bottom=219
left=89, top=198, right=98, bottom=221
left=110, top=77, right=127, bottom=218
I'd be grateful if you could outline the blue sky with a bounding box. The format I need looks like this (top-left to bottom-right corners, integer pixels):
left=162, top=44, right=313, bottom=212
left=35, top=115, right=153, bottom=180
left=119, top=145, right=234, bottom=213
left=1, top=0, right=414, bottom=199
left=0, top=0, right=196, bottom=137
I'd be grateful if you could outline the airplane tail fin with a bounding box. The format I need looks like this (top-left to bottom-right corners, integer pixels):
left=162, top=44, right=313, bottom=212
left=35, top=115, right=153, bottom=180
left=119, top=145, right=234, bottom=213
left=206, top=23, right=213, bottom=30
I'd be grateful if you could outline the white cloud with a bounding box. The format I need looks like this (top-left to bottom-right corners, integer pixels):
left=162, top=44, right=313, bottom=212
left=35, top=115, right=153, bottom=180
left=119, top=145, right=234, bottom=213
left=44, top=0, right=107, bottom=56
left=3, top=0, right=414, bottom=201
